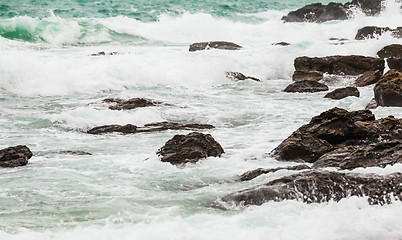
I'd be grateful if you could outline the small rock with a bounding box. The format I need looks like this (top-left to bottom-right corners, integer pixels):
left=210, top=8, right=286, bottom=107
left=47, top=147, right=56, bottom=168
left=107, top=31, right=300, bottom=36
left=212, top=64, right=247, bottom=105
left=355, top=26, right=402, bottom=40
left=374, top=69, right=402, bottom=107
left=324, top=86, right=360, bottom=99
left=281, top=3, right=348, bottom=23
left=58, top=151, right=92, bottom=156
left=292, top=70, right=323, bottom=81
left=87, top=124, right=138, bottom=135
left=91, top=51, right=119, bottom=56
left=157, top=132, right=224, bottom=165
left=284, top=80, right=329, bottom=93
left=377, top=44, right=402, bottom=58
left=272, top=42, right=291, bottom=46
left=0, top=145, right=33, bottom=168
left=189, top=41, right=242, bottom=52
left=354, top=70, right=382, bottom=87
left=365, top=98, right=378, bottom=109
left=225, top=72, right=261, bottom=82
left=103, top=98, right=163, bottom=110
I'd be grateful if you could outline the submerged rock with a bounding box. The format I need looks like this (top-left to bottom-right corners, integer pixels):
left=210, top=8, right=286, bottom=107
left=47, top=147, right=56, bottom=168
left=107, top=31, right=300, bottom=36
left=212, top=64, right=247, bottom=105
left=157, top=132, right=224, bottom=165
left=91, top=51, right=119, bottom=56
left=354, top=70, right=382, bottom=87
left=57, top=150, right=92, bottom=155
left=225, top=72, right=261, bottom=82
left=238, top=165, right=311, bottom=182
left=272, top=42, right=291, bottom=46
left=88, top=122, right=215, bottom=135
left=355, top=26, right=402, bottom=40
left=374, top=69, right=402, bottom=107
left=189, top=41, right=242, bottom=52
left=284, top=80, right=329, bottom=93
left=281, top=3, right=348, bottom=23
left=223, top=171, right=402, bottom=206
left=103, top=98, right=164, bottom=110
left=377, top=44, right=402, bottom=59
left=0, top=145, right=33, bottom=168
left=324, top=86, right=360, bottom=99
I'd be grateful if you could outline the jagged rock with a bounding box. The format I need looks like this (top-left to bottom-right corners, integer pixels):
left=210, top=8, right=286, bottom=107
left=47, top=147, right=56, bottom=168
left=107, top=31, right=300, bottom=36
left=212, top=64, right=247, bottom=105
left=292, top=70, right=323, bottom=81
left=293, top=55, right=384, bottom=76
left=103, top=98, right=163, bottom=110
left=313, top=140, right=402, bottom=169
left=324, top=87, right=360, bottom=99
left=377, top=44, right=402, bottom=58
left=345, top=0, right=384, bottom=16
left=91, top=51, right=119, bottom=56
left=281, top=3, right=348, bottom=23
left=157, top=132, right=224, bottom=165
left=238, top=165, right=311, bottom=182
left=225, top=72, right=261, bottom=82
left=189, top=41, right=242, bottom=52
left=354, top=70, right=382, bottom=87
left=87, top=122, right=215, bottom=135
left=387, top=58, right=402, bottom=71
left=222, top=171, right=402, bottom=206
left=365, top=98, right=378, bottom=109
left=272, top=42, right=291, bottom=46
left=0, top=145, right=33, bottom=168
left=374, top=69, right=402, bottom=107
left=284, top=80, right=329, bottom=93
left=355, top=26, right=402, bottom=40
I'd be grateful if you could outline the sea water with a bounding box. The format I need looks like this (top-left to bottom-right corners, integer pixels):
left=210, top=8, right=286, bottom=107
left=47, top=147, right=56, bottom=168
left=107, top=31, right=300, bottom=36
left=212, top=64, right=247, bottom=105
left=0, top=0, right=402, bottom=239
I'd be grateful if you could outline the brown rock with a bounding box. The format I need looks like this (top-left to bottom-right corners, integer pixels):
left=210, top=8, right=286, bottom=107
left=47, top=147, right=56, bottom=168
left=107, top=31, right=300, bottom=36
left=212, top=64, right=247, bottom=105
left=103, top=98, right=163, bottom=110
left=377, top=44, right=402, bottom=58
left=324, top=86, right=360, bottom=99
left=387, top=58, right=402, bottom=71
left=284, top=80, right=329, bottom=93
left=0, top=145, right=33, bottom=168
left=292, top=70, right=323, bottom=81
left=354, top=70, right=382, bottom=86
left=374, top=69, right=402, bottom=107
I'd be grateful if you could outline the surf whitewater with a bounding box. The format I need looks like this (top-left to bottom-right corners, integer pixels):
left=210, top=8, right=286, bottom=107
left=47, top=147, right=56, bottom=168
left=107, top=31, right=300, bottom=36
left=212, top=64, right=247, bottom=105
left=0, top=0, right=401, bottom=239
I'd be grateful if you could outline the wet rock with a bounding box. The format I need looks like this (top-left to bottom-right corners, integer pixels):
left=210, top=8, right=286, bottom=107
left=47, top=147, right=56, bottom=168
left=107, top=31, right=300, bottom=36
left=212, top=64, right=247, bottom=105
left=91, top=51, right=119, bottom=56
left=223, top=171, right=402, bottom=206
left=365, top=98, right=378, bottom=109
left=345, top=0, right=384, bottom=16
left=292, top=70, right=323, bottom=81
left=377, top=44, right=402, bottom=58
left=238, top=165, right=311, bottom=182
left=355, top=26, right=402, bottom=40
left=313, top=140, right=402, bottom=169
left=294, top=55, right=384, bottom=76
left=374, top=69, right=402, bottom=107
left=324, top=86, right=360, bottom=99
left=225, top=72, right=261, bottom=82
left=284, top=80, right=329, bottom=93
left=354, top=70, right=382, bottom=87
left=281, top=3, right=348, bottom=23
left=157, top=132, right=224, bottom=165
left=87, top=122, right=215, bottom=135
left=272, top=42, right=291, bottom=46
left=103, top=98, right=163, bottom=110
left=58, top=151, right=92, bottom=155
left=189, top=41, right=242, bottom=52
left=0, top=145, right=33, bottom=168
left=387, top=58, right=402, bottom=71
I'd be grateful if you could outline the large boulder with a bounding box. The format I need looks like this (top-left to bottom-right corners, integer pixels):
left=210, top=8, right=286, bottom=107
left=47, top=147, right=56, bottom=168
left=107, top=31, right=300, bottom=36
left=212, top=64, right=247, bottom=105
left=354, top=70, right=382, bottom=87
left=189, top=41, right=242, bottom=52
left=374, top=69, right=402, bottom=107
left=103, top=98, right=163, bottom=110
left=157, top=132, right=224, bottom=165
left=355, top=26, right=402, bottom=40
left=88, top=122, right=215, bottom=135
left=324, top=86, right=360, bottom=99
left=281, top=3, right=348, bottom=23
left=377, top=44, right=402, bottom=59
left=0, top=145, right=33, bottom=168
left=284, top=80, right=329, bottom=93
left=222, top=171, right=402, bottom=206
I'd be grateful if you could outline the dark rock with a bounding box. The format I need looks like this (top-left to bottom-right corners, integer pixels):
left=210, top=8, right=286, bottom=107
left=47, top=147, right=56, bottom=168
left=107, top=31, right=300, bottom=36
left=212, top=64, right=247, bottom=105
left=345, top=0, right=384, bottom=16
left=103, top=98, right=163, bottom=110
left=374, top=69, right=402, bottom=107
left=365, top=98, right=378, bottom=109
left=87, top=122, right=215, bottom=135
left=157, top=132, right=224, bottom=165
left=387, top=58, right=402, bottom=71
left=189, top=41, right=242, bottom=52
left=225, top=72, right=261, bottom=82
left=354, top=70, right=382, bottom=87
left=222, top=171, right=402, bottom=206
left=294, top=55, right=384, bottom=76
left=58, top=151, right=92, bottom=156
left=292, top=70, right=323, bottom=81
left=91, top=51, right=119, bottom=56
left=238, top=165, right=311, bottom=182
left=377, top=44, right=402, bottom=58
left=281, top=3, right=348, bottom=23
left=324, top=87, right=360, bottom=99
left=272, top=42, right=291, bottom=46
left=355, top=26, right=402, bottom=40
left=0, top=145, right=33, bottom=168
left=313, top=140, right=402, bottom=169
left=284, top=80, right=329, bottom=93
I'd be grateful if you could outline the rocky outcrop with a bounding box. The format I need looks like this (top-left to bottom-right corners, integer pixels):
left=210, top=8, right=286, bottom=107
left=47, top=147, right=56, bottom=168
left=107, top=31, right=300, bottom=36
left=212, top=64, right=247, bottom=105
left=157, top=132, right=224, bottom=165
left=355, top=26, right=402, bottom=40
left=0, top=145, right=33, bottom=168
left=324, top=87, right=360, bottom=99
left=270, top=107, right=402, bottom=163
left=88, top=122, right=215, bottom=135
left=189, top=41, right=242, bottom=52
left=281, top=3, right=348, bottom=23
left=377, top=44, right=402, bottom=59
left=238, top=165, right=311, bottom=182
left=284, top=80, right=329, bottom=93
left=387, top=58, right=402, bottom=71
left=223, top=171, right=402, bottom=206
left=354, top=70, right=382, bottom=87
left=225, top=72, right=261, bottom=82
left=293, top=56, right=384, bottom=78
left=374, top=70, right=402, bottom=107
left=103, top=98, right=164, bottom=110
